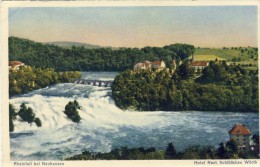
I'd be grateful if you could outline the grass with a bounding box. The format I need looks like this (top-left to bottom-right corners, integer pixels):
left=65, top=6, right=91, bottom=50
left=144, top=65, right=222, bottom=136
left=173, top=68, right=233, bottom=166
left=195, top=48, right=241, bottom=60
left=194, top=55, right=225, bottom=61
left=237, top=60, right=258, bottom=65
left=194, top=48, right=258, bottom=66
left=242, top=66, right=258, bottom=71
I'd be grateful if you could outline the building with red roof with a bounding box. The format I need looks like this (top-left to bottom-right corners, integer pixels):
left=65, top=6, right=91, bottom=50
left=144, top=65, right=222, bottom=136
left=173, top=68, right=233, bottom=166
left=133, top=60, right=166, bottom=71
left=152, top=60, right=166, bottom=70
left=190, top=61, right=209, bottom=68
left=9, top=61, right=25, bottom=70
left=190, top=55, right=209, bottom=70
left=229, top=124, right=252, bottom=151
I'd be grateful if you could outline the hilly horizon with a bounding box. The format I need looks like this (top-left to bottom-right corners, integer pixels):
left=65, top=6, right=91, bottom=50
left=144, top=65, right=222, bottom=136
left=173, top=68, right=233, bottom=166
left=44, top=41, right=112, bottom=49
left=10, top=36, right=258, bottom=49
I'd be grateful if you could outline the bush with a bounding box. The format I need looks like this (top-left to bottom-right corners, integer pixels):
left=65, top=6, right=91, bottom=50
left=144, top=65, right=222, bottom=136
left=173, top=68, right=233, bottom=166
left=34, top=117, right=42, bottom=127
left=9, top=119, right=14, bottom=132
left=9, top=104, right=17, bottom=132
left=64, top=100, right=81, bottom=123
left=165, top=142, right=177, bottom=159
left=18, top=103, right=35, bottom=124
left=18, top=103, right=42, bottom=127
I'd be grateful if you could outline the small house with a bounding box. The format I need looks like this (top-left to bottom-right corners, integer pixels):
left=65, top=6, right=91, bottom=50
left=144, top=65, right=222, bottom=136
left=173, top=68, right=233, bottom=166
left=152, top=60, right=166, bottom=70
left=133, top=60, right=166, bottom=71
left=228, top=124, right=252, bottom=151
left=190, top=61, right=209, bottom=70
left=133, top=61, right=152, bottom=70
left=190, top=55, right=209, bottom=70
left=9, top=61, right=25, bottom=70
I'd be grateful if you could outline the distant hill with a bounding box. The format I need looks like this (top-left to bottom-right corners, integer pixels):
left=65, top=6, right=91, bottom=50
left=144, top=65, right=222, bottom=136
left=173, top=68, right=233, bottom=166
left=9, top=36, right=195, bottom=71
left=45, top=41, right=110, bottom=49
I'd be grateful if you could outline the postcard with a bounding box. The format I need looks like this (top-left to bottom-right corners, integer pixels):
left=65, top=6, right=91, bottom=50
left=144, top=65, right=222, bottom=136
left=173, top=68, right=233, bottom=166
left=1, top=1, right=259, bottom=167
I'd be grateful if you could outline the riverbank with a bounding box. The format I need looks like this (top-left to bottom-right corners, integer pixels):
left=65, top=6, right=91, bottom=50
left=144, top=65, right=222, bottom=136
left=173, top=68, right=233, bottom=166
left=9, top=66, right=81, bottom=96
left=112, top=62, right=258, bottom=112
left=65, top=142, right=259, bottom=160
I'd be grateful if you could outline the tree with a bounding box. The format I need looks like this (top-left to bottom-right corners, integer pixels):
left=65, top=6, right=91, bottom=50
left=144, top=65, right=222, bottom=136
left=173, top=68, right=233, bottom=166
left=252, top=134, right=259, bottom=145
left=216, top=141, right=239, bottom=159
left=18, top=103, right=35, bottom=124
left=9, top=116, right=14, bottom=132
left=144, top=151, right=165, bottom=160
left=165, top=142, right=177, bottom=159
left=198, top=146, right=216, bottom=159
left=113, top=62, right=258, bottom=112
left=73, top=100, right=81, bottom=109
left=9, top=104, right=17, bottom=132
left=196, top=68, right=201, bottom=75
left=199, top=61, right=229, bottom=83
left=64, top=100, right=81, bottom=123
left=10, top=36, right=195, bottom=72
left=180, top=145, right=216, bottom=159
left=226, top=140, right=239, bottom=158
left=9, top=65, right=81, bottom=96
left=177, top=61, right=191, bottom=79
left=216, top=142, right=228, bottom=159
left=34, top=117, right=42, bottom=127
left=9, top=104, right=17, bottom=120
left=18, top=103, right=42, bottom=127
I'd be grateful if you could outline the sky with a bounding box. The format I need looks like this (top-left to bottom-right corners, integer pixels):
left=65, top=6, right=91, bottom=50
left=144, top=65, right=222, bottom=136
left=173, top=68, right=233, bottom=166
left=9, top=6, right=258, bottom=48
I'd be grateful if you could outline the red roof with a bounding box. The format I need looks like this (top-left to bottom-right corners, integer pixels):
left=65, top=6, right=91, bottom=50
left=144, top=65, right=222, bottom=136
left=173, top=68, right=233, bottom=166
left=143, top=61, right=152, bottom=64
left=153, top=61, right=163, bottom=65
left=9, top=61, right=24, bottom=67
left=190, top=61, right=208, bottom=67
left=229, top=124, right=252, bottom=135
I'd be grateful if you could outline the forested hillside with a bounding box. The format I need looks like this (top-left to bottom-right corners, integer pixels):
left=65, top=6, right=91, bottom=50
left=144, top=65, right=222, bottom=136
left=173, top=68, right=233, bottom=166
left=44, top=41, right=105, bottom=49
left=9, top=66, right=81, bottom=96
left=9, top=36, right=194, bottom=71
left=112, top=61, right=258, bottom=112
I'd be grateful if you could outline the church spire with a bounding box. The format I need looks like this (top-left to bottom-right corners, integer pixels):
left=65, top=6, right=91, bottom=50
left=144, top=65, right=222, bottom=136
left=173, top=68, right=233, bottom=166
left=191, top=54, right=195, bottom=62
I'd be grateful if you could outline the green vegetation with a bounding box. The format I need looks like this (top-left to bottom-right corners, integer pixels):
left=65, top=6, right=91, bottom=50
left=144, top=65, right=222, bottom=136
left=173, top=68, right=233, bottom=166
left=165, top=142, right=177, bottom=159
left=9, top=65, right=81, bottom=96
left=9, top=104, right=17, bottom=132
left=216, top=140, right=239, bottom=159
left=9, top=101, right=82, bottom=131
left=66, top=147, right=164, bottom=160
left=195, top=48, right=241, bottom=60
left=10, top=37, right=257, bottom=72
left=34, top=118, right=42, bottom=127
left=9, top=36, right=194, bottom=71
left=9, top=103, right=42, bottom=131
left=195, top=47, right=258, bottom=67
left=19, top=103, right=36, bottom=124
left=64, top=100, right=81, bottom=123
left=18, top=103, right=42, bottom=127
left=194, top=55, right=225, bottom=61
left=252, top=135, right=259, bottom=145
left=112, top=61, right=258, bottom=112
left=44, top=41, right=105, bottom=49
left=65, top=139, right=259, bottom=160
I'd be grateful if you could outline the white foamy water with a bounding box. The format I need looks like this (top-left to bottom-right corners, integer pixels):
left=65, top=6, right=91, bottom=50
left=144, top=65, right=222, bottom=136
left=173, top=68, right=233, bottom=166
left=10, top=72, right=259, bottom=160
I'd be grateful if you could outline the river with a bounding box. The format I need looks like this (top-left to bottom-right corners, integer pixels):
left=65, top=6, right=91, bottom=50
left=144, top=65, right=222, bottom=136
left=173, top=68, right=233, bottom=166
left=10, top=72, right=259, bottom=160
